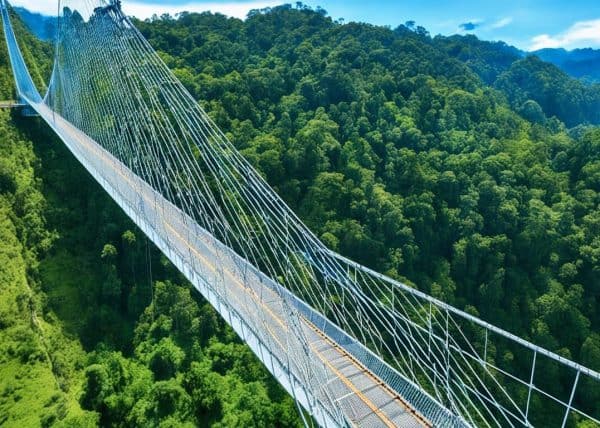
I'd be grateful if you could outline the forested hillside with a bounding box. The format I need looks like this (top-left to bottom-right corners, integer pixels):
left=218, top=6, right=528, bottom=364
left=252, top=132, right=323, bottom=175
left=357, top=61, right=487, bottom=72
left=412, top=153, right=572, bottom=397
left=0, top=2, right=599, bottom=427
left=13, top=7, right=56, bottom=41
left=434, top=35, right=600, bottom=127
left=0, top=6, right=300, bottom=427
left=0, top=112, right=301, bottom=427
left=135, top=5, right=600, bottom=422
left=136, top=4, right=599, bottom=355
left=533, top=48, right=600, bottom=83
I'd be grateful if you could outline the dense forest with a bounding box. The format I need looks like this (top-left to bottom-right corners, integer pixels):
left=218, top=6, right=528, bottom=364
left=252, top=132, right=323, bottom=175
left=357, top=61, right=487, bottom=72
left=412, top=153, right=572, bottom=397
left=1, top=2, right=599, bottom=427
left=0, top=7, right=300, bottom=427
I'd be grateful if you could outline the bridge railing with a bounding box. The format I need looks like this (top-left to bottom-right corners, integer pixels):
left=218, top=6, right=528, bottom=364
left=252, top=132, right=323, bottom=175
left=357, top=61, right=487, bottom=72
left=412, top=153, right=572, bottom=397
left=0, top=0, right=42, bottom=103
left=321, top=251, right=600, bottom=427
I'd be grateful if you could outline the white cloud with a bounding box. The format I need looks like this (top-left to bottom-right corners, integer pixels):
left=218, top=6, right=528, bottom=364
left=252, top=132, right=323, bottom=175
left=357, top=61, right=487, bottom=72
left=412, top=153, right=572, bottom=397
left=530, top=19, right=600, bottom=50
left=122, top=0, right=280, bottom=20
left=490, top=17, right=513, bottom=30
left=9, top=0, right=57, bottom=16
left=8, top=0, right=280, bottom=20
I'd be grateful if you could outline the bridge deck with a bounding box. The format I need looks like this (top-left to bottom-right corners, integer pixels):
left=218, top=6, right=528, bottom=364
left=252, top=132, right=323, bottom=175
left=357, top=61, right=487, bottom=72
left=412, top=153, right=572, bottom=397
left=32, top=101, right=431, bottom=427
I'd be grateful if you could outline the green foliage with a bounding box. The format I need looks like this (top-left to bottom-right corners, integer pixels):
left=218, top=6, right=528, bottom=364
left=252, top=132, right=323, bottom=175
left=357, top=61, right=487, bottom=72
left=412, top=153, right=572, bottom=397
left=2, top=4, right=600, bottom=427
left=148, top=338, right=185, bottom=380
left=8, top=5, right=53, bottom=93
left=496, top=56, right=600, bottom=127
left=436, top=34, right=600, bottom=127
left=0, top=10, right=300, bottom=426
left=0, top=110, right=90, bottom=425
left=133, top=6, right=600, bottom=423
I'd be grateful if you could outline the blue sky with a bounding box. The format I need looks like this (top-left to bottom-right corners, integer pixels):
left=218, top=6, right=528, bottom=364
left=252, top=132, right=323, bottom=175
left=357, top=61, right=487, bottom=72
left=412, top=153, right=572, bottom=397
left=11, top=0, right=600, bottom=50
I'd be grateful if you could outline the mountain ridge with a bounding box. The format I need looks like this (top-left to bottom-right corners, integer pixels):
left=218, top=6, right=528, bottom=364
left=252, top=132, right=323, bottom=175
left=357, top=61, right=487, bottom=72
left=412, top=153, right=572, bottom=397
left=531, top=47, right=600, bottom=82
left=13, top=7, right=56, bottom=41
left=13, top=5, right=600, bottom=84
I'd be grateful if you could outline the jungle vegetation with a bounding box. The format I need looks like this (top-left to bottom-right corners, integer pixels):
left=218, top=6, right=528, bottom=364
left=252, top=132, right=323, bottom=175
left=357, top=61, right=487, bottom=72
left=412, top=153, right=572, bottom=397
left=0, top=3, right=599, bottom=426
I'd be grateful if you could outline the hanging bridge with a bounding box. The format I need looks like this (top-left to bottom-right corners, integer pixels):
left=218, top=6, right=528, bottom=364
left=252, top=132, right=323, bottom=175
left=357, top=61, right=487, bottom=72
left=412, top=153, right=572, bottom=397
left=1, top=1, right=599, bottom=426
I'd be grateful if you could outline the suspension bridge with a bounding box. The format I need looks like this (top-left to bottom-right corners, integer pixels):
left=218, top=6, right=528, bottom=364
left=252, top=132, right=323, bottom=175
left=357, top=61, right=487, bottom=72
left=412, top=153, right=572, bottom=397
left=1, top=1, right=599, bottom=426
